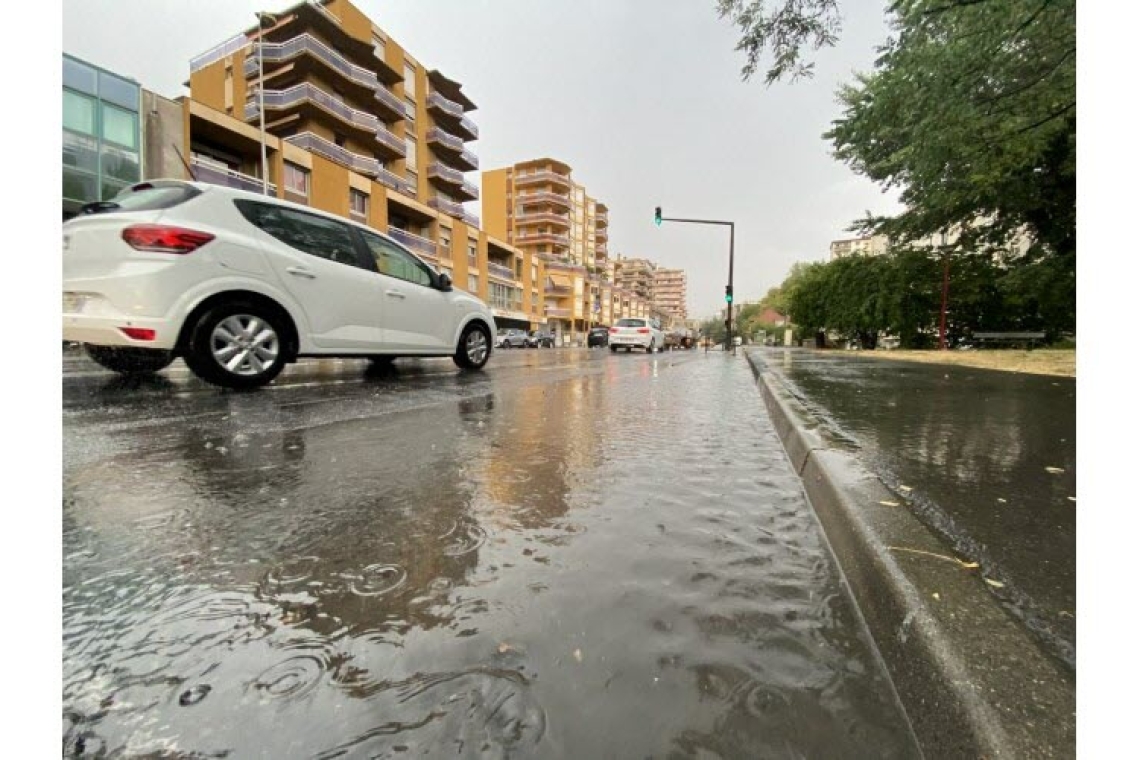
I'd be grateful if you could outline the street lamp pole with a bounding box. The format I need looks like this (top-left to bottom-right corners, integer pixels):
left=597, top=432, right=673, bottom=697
left=654, top=210, right=736, bottom=352
left=255, top=12, right=277, bottom=196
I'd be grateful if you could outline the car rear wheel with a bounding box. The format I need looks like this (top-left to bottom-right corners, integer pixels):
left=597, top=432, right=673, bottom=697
left=85, top=345, right=174, bottom=376
left=454, top=322, right=491, bottom=370
left=183, top=302, right=287, bottom=389
left=646, top=341, right=655, bottom=354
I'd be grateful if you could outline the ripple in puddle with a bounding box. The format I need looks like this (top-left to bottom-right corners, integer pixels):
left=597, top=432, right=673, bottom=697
left=440, top=520, right=488, bottom=557
left=350, top=564, right=407, bottom=597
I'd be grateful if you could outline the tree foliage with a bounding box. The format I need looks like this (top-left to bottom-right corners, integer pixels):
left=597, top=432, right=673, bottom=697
left=826, top=0, right=1076, bottom=259
left=716, top=0, right=841, bottom=84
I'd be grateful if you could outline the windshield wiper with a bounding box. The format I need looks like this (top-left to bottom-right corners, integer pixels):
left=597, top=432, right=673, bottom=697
left=79, top=200, right=121, bottom=215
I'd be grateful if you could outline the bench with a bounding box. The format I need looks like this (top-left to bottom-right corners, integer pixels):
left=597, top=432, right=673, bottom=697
left=972, top=331, right=1047, bottom=349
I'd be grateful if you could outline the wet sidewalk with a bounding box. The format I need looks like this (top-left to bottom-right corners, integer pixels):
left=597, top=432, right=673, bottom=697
left=64, top=351, right=919, bottom=757
left=756, top=348, right=1076, bottom=672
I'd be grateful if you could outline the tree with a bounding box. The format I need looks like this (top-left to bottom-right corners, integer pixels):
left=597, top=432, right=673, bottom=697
left=826, top=0, right=1076, bottom=261
left=784, top=262, right=831, bottom=346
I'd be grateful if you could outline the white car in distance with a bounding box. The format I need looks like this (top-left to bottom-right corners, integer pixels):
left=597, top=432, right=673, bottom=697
left=62, top=180, right=496, bottom=389
left=608, top=317, right=666, bottom=353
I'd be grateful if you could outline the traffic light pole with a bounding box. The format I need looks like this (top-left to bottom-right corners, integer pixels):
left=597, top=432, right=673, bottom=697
left=655, top=213, right=735, bottom=353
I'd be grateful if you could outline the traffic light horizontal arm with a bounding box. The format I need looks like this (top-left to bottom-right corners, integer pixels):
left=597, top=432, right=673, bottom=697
left=658, top=216, right=734, bottom=227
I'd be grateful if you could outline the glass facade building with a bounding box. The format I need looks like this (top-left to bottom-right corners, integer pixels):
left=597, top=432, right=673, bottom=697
left=62, top=54, right=142, bottom=218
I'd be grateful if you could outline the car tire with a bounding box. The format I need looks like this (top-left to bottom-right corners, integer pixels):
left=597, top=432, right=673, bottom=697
left=646, top=341, right=655, bottom=354
left=183, top=301, right=287, bottom=390
left=454, top=322, right=491, bottom=370
left=85, top=344, right=174, bottom=376
left=609, top=345, right=618, bottom=353
left=369, top=355, right=395, bottom=367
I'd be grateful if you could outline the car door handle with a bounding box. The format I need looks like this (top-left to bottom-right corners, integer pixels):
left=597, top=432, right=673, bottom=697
left=286, top=267, right=316, bottom=279
left=385, top=290, right=406, bottom=299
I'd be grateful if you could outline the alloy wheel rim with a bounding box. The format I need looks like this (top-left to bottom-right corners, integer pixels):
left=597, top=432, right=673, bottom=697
left=466, top=330, right=488, bottom=364
left=211, top=314, right=279, bottom=376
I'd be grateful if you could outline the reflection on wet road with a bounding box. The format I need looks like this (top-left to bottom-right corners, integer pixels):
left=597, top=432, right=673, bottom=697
left=758, top=348, right=1076, bottom=673
left=64, top=349, right=918, bottom=757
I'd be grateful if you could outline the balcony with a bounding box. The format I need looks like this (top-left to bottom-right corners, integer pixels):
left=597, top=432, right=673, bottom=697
left=245, top=83, right=404, bottom=157
left=426, top=92, right=479, bottom=140
left=426, top=127, right=478, bottom=171
left=388, top=227, right=438, bottom=260
left=427, top=196, right=479, bottom=228
left=190, top=33, right=249, bottom=73
left=516, top=232, right=570, bottom=247
left=373, top=85, right=405, bottom=120
left=596, top=212, right=609, bottom=228
left=516, top=191, right=571, bottom=209
left=191, top=157, right=275, bottom=195
left=243, top=34, right=378, bottom=93
left=427, top=162, right=478, bottom=201
left=545, top=307, right=572, bottom=318
left=515, top=210, right=570, bottom=227
left=515, top=170, right=571, bottom=188
left=281, top=132, right=416, bottom=194
left=487, top=261, right=516, bottom=281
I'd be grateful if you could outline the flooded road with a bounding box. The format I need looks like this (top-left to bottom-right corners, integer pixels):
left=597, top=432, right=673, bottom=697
left=757, top=348, right=1076, bottom=673
left=63, top=349, right=918, bottom=758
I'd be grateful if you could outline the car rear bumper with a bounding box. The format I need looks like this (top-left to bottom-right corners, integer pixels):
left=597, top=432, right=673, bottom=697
left=62, top=312, right=178, bottom=350
left=609, top=336, right=650, bottom=348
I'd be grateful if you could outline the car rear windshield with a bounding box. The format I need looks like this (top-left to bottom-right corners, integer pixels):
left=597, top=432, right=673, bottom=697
left=616, top=319, right=646, bottom=327
left=105, top=183, right=202, bottom=212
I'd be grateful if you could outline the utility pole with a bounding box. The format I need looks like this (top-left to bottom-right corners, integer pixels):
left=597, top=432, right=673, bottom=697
left=654, top=207, right=736, bottom=353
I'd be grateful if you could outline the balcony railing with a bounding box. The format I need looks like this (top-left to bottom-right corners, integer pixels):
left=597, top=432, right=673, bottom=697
left=516, top=191, right=571, bottom=208
left=517, top=232, right=570, bottom=246
left=191, top=157, right=275, bottom=195
left=426, top=128, right=479, bottom=170
left=243, top=34, right=378, bottom=91
left=515, top=170, right=571, bottom=187
left=426, top=92, right=479, bottom=139
left=515, top=211, right=570, bottom=226
left=388, top=227, right=438, bottom=259
left=190, top=33, right=249, bottom=72
left=487, top=262, right=516, bottom=281
left=245, top=83, right=404, bottom=156
left=374, top=85, right=404, bottom=117
left=283, top=131, right=381, bottom=178
left=463, top=210, right=480, bottom=227
left=430, top=197, right=481, bottom=227
left=545, top=307, right=572, bottom=318
left=427, top=162, right=478, bottom=199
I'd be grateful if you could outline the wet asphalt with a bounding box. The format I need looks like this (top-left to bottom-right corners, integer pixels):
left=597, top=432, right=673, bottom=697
left=757, top=349, right=1076, bottom=673
left=63, top=347, right=920, bottom=758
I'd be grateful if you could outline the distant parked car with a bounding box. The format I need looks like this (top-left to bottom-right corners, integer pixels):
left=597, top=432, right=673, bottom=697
left=61, top=180, right=495, bottom=389
left=496, top=328, right=528, bottom=349
left=587, top=326, right=609, bottom=348
left=608, top=318, right=665, bottom=353
left=527, top=330, right=555, bottom=348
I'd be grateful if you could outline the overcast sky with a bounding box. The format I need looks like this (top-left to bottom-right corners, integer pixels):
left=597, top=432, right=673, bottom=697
left=62, top=0, right=901, bottom=318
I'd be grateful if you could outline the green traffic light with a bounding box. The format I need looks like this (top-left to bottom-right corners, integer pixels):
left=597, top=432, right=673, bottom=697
left=654, top=207, right=662, bottom=227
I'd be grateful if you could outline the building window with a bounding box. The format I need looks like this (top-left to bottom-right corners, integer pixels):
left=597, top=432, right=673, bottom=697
left=63, top=90, right=96, bottom=135
left=372, top=35, right=386, bottom=59
left=440, top=229, right=452, bottom=259
left=350, top=188, right=369, bottom=220
left=404, top=136, right=417, bottom=170
left=334, top=132, right=347, bottom=148
left=467, top=241, right=478, bottom=265
left=468, top=274, right=479, bottom=292
left=404, top=62, right=417, bottom=99
left=101, top=103, right=138, bottom=149
left=63, top=57, right=97, bottom=94
left=284, top=162, right=310, bottom=198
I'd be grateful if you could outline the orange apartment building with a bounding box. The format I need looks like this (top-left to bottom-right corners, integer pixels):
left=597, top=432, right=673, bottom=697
left=653, top=267, right=688, bottom=322
left=178, top=0, right=535, bottom=329
left=482, top=158, right=650, bottom=342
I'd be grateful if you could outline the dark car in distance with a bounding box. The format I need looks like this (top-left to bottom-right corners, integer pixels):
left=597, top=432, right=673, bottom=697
left=587, top=326, right=610, bottom=348
left=527, top=330, right=556, bottom=348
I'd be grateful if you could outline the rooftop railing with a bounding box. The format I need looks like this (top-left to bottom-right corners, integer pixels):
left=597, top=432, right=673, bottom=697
left=190, top=33, right=249, bottom=72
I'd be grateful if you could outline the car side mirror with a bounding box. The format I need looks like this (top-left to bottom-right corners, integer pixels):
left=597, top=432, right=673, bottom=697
left=438, top=272, right=453, bottom=291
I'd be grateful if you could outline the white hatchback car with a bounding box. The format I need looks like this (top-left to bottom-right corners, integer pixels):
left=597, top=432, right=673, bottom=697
left=63, top=180, right=496, bottom=389
left=608, top=317, right=666, bottom=353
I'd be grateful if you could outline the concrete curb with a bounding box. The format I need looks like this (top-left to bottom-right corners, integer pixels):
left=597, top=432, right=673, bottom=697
left=745, top=350, right=1074, bottom=758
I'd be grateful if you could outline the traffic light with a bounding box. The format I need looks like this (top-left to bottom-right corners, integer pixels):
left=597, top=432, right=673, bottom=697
left=654, top=207, right=662, bottom=227
left=725, top=284, right=733, bottom=304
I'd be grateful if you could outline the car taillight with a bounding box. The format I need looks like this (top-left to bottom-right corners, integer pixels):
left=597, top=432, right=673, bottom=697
left=637, top=328, right=650, bottom=334
left=120, top=327, right=156, bottom=341
left=122, top=224, right=215, bottom=254
left=609, top=328, right=618, bottom=333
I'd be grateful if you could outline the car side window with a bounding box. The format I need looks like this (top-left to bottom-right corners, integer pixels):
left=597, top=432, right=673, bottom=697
left=234, top=200, right=364, bottom=269
left=359, top=231, right=433, bottom=287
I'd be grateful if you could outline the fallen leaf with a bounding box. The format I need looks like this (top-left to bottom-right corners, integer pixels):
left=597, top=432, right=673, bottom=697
left=888, top=546, right=978, bottom=569
left=572, top=648, right=582, bottom=662
left=932, top=593, right=941, bottom=601
left=1045, top=466, right=1065, bottom=474
left=1058, top=610, right=1073, bottom=618
left=898, top=485, right=913, bottom=493
left=878, top=500, right=901, bottom=507
left=997, top=498, right=1008, bottom=504
left=984, top=578, right=1005, bottom=589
